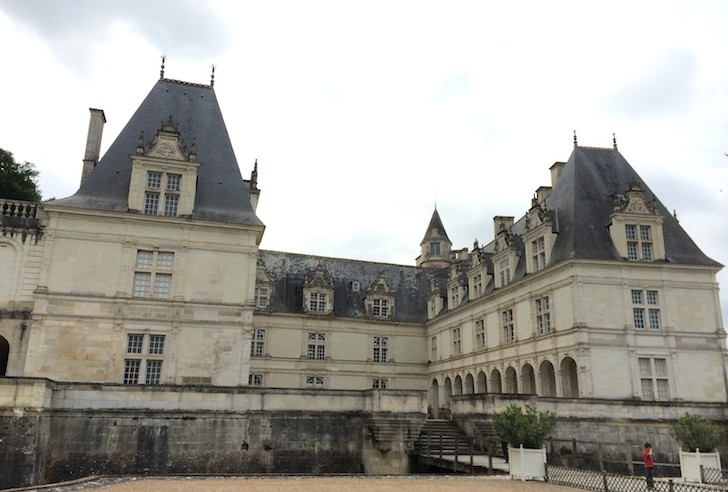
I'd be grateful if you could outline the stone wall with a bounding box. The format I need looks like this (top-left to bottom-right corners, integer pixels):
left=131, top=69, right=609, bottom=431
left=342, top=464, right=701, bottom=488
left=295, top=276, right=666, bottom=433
left=0, top=378, right=427, bottom=488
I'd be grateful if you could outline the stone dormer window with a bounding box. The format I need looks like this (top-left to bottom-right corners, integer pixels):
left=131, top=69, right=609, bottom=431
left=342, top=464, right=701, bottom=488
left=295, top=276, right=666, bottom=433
left=522, top=203, right=558, bottom=274
left=427, top=277, right=444, bottom=320
left=609, top=181, right=665, bottom=262
left=467, top=240, right=491, bottom=300
left=365, top=276, right=395, bottom=320
left=128, top=117, right=200, bottom=218
left=303, top=265, right=334, bottom=315
left=447, top=264, right=466, bottom=310
left=254, top=261, right=273, bottom=310
left=492, top=216, right=520, bottom=289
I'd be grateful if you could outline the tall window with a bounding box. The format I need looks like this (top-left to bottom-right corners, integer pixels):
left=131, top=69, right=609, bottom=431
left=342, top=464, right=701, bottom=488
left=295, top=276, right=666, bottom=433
left=255, top=287, right=269, bottom=308
left=502, top=308, right=515, bottom=343
left=372, top=298, right=389, bottom=317
left=430, top=242, right=441, bottom=256
left=133, top=250, right=174, bottom=299
left=248, top=373, right=263, bottom=386
left=250, top=329, right=265, bottom=357
left=452, top=327, right=461, bottom=356
left=307, top=332, right=326, bottom=360
left=499, top=259, right=512, bottom=287
left=309, top=292, right=327, bottom=312
left=123, top=333, right=165, bottom=385
left=450, top=286, right=459, bottom=307
left=144, top=171, right=181, bottom=217
left=305, top=375, right=325, bottom=388
left=535, top=296, right=552, bottom=335
left=372, top=379, right=388, bottom=389
left=475, top=319, right=485, bottom=350
left=639, top=357, right=669, bottom=401
left=472, top=274, right=483, bottom=297
left=531, top=236, right=546, bottom=271
left=373, top=336, right=388, bottom=362
left=626, top=224, right=653, bottom=261
left=431, top=336, right=437, bottom=361
left=632, top=289, right=660, bottom=330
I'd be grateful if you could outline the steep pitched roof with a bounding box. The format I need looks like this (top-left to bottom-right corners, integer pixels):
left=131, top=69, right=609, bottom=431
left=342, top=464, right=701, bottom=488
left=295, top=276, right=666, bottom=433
left=52, top=78, right=263, bottom=226
left=420, top=208, right=451, bottom=244
left=546, top=146, right=720, bottom=267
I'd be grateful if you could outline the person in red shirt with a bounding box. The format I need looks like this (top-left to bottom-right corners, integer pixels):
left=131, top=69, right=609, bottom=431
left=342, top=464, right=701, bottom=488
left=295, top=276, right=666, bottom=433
left=643, top=442, right=655, bottom=489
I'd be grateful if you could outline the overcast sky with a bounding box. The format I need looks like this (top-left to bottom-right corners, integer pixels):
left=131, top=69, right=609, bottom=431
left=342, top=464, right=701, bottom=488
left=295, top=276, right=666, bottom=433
left=0, top=1, right=726, bottom=324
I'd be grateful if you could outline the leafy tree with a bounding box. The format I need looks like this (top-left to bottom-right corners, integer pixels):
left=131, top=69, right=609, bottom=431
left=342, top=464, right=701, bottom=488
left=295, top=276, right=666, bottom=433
left=0, top=147, right=42, bottom=202
left=670, top=413, right=726, bottom=452
left=493, top=404, right=557, bottom=448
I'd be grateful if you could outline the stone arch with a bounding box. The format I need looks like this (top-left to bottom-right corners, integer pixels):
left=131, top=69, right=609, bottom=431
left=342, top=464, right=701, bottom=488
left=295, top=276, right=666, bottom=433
left=453, top=375, right=463, bottom=395
left=505, top=366, right=518, bottom=394
left=444, top=377, right=453, bottom=406
left=521, top=363, right=536, bottom=394
left=477, top=370, right=487, bottom=393
left=0, top=336, right=8, bottom=376
left=560, top=356, right=580, bottom=398
left=464, top=373, right=475, bottom=394
left=539, top=360, right=557, bottom=397
left=430, top=379, right=440, bottom=418
left=0, top=240, right=19, bottom=304
left=490, top=369, right=502, bottom=393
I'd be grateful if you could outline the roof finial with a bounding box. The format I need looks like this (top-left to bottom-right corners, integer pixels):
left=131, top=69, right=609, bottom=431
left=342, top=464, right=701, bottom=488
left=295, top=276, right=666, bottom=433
left=251, top=159, right=258, bottom=189
left=210, top=64, right=216, bottom=87
left=160, top=54, right=166, bottom=80
left=573, top=130, right=578, bottom=148
left=613, top=132, right=618, bottom=150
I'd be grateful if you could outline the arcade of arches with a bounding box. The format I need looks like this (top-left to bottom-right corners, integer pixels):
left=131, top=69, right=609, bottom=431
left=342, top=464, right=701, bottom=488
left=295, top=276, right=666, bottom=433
left=429, top=356, right=579, bottom=414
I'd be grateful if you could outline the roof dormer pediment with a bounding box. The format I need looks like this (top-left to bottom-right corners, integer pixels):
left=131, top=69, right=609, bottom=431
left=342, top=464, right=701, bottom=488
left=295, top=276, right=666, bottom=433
left=139, top=117, right=196, bottom=162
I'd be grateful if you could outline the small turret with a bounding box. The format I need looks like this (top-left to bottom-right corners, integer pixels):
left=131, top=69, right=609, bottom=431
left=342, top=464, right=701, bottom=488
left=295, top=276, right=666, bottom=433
left=416, top=208, right=452, bottom=268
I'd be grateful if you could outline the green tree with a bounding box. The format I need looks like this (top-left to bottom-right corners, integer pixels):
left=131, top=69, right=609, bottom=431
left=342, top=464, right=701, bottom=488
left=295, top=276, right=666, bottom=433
left=670, top=413, right=726, bottom=452
left=0, top=147, right=42, bottom=202
left=493, top=404, right=557, bottom=448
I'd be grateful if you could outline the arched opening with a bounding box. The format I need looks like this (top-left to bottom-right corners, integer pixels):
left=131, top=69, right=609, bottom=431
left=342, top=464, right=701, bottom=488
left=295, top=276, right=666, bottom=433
left=453, top=375, right=463, bottom=395
left=505, top=366, right=518, bottom=394
left=0, top=336, right=8, bottom=376
left=539, top=360, right=556, bottom=397
left=0, top=241, right=18, bottom=304
left=430, top=379, right=440, bottom=418
left=477, top=371, right=487, bottom=393
left=560, top=356, right=580, bottom=398
left=464, top=373, right=475, bottom=394
left=490, top=369, right=502, bottom=393
left=521, top=363, right=536, bottom=394
left=444, top=377, right=453, bottom=407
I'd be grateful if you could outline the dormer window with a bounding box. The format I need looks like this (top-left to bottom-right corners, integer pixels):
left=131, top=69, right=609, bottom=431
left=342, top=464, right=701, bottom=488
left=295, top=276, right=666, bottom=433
left=609, top=181, right=665, bottom=262
left=372, top=298, right=389, bottom=317
left=303, top=266, right=334, bottom=315
left=498, top=258, right=512, bottom=287
left=365, top=276, right=395, bottom=320
left=531, top=236, right=546, bottom=271
left=430, top=242, right=441, bottom=256
left=309, top=292, right=328, bottom=312
left=626, top=224, right=653, bottom=261
left=523, top=204, right=557, bottom=274
left=144, top=171, right=181, bottom=216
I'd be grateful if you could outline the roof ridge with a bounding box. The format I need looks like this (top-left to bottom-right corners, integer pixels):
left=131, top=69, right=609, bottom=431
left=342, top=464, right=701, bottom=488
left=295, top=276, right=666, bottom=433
left=162, top=78, right=212, bottom=89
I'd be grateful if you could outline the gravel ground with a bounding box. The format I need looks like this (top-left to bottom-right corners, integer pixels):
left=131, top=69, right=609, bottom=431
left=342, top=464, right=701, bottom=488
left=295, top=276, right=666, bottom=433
left=21, top=476, right=583, bottom=492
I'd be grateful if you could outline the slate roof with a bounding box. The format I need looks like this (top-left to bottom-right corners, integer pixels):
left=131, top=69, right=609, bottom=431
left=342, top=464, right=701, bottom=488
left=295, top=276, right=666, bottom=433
left=258, top=250, right=440, bottom=323
left=421, top=208, right=451, bottom=244
left=51, top=78, right=263, bottom=226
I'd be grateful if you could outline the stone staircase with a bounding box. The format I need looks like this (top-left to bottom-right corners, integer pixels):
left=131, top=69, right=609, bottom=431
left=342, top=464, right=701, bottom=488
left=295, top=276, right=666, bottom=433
left=414, top=419, right=487, bottom=457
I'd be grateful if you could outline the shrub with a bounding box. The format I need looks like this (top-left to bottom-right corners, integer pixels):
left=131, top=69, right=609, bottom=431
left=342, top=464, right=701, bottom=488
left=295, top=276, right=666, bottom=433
left=670, top=413, right=726, bottom=452
left=492, top=404, right=556, bottom=449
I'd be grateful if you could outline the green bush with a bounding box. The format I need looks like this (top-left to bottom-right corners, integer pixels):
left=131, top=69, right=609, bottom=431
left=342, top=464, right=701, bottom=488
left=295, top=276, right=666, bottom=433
left=492, top=404, right=556, bottom=449
left=670, top=413, right=726, bottom=452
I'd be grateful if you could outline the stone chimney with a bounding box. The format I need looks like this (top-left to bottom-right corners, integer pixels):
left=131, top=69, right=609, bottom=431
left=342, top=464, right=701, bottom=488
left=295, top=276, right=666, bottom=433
left=493, top=216, right=514, bottom=236
left=80, top=108, right=106, bottom=185
left=550, top=161, right=565, bottom=187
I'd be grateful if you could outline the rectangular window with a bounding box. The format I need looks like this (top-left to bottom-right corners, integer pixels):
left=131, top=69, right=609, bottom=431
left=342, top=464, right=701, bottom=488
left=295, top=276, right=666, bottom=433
left=166, top=173, right=181, bottom=191
left=250, top=329, right=265, bottom=357
left=625, top=224, right=637, bottom=240
left=640, top=225, right=652, bottom=241
left=256, top=287, right=269, bottom=308
left=373, top=336, right=388, bottom=362
left=133, top=250, right=174, bottom=299
left=163, top=194, right=179, bottom=217
left=536, top=296, right=552, bottom=335
left=499, top=259, right=511, bottom=287
left=532, top=236, right=546, bottom=271
left=450, top=286, right=459, bottom=307
left=123, top=333, right=165, bottom=385
left=248, top=373, right=263, bottom=386
left=372, top=379, right=388, bottom=389
left=632, top=289, right=660, bottom=330
left=627, top=241, right=639, bottom=261
left=144, top=192, right=159, bottom=215
left=639, top=357, right=669, bottom=401
left=372, top=298, right=389, bottom=317
left=502, top=308, right=515, bottom=343
left=146, top=171, right=162, bottom=189
left=452, top=327, right=461, bottom=356
left=430, top=242, right=441, bottom=256
left=305, top=375, right=324, bottom=388
left=307, top=332, right=326, bottom=360
left=475, top=319, right=485, bottom=350
left=309, top=292, right=327, bottom=312
left=472, top=274, right=483, bottom=297
left=626, top=224, right=653, bottom=261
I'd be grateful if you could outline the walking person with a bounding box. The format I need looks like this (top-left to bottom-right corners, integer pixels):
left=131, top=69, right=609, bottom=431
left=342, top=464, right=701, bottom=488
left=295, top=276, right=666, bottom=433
left=643, top=442, right=655, bottom=489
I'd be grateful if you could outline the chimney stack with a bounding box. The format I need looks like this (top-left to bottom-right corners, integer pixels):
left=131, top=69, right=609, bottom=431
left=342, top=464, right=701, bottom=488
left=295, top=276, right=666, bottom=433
left=81, top=108, right=106, bottom=185
left=550, top=161, right=565, bottom=187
